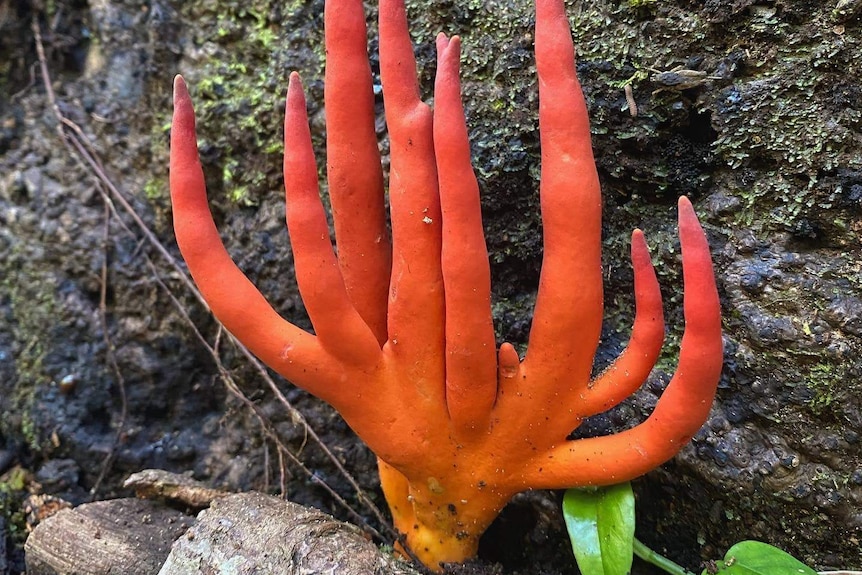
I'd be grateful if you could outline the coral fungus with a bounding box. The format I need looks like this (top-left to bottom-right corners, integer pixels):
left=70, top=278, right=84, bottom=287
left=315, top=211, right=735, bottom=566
left=169, top=0, right=723, bottom=569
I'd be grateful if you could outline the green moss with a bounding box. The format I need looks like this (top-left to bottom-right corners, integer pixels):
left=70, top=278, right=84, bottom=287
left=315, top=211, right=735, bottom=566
left=713, top=69, right=860, bottom=174
left=143, top=178, right=166, bottom=201
left=570, top=3, right=710, bottom=80
left=806, top=362, right=842, bottom=415
left=706, top=8, right=861, bottom=240
left=177, top=0, right=325, bottom=206
left=19, top=411, right=41, bottom=453
left=0, top=468, right=26, bottom=493
left=0, top=266, right=56, bottom=452
left=0, top=467, right=30, bottom=545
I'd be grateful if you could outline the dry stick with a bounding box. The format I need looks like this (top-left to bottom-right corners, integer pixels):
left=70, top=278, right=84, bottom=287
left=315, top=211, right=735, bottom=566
left=261, top=418, right=272, bottom=492
left=30, top=14, right=394, bottom=538
left=89, top=200, right=130, bottom=499
left=209, top=325, right=290, bottom=498
left=275, top=435, right=288, bottom=496
left=146, top=260, right=386, bottom=542
left=100, top=195, right=388, bottom=539
left=33, top=15, right=204, bottom=309
left=32, top=14, right=129, bottom=499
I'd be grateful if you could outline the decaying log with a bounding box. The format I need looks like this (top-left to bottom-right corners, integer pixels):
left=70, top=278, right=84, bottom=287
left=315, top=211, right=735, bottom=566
left=24, top=497, right=194, bottom=575
left=24, top=469, right=422, bottom=575
left=158, top=491, right=422, bottom=575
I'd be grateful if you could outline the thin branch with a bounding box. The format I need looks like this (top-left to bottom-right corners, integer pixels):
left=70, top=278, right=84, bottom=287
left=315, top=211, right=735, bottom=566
left=90, top=199, right=129, bottom=499
left=148, top=260, right=387, bottom=542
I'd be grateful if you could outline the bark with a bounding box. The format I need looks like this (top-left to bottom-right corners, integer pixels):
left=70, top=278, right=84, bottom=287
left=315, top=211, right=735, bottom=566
left=24, top=498, right=193, bottom=575
left=159, top=492, right=422, bottom=575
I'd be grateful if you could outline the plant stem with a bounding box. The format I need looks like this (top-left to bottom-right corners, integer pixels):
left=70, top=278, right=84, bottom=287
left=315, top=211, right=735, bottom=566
left=632, top=537, right=697, bottom=575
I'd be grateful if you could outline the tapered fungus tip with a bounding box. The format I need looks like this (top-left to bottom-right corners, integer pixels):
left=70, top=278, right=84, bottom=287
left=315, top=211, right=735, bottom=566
left=677, top=195, right=707, bottom=240
left=450, top=36, right=462, bottom=63
left=171, top=74, right=195, bottom=134
left=173, top=75, right=189, bottom=101
left=678, top=195, right=694, bottom=215
left=287, top=71, right=303, bottom=95
left=630, top=228, right=651, bottom=263
left=286, top=72, right=307, bottom=109
left=498, top=343, right=520, bottom=379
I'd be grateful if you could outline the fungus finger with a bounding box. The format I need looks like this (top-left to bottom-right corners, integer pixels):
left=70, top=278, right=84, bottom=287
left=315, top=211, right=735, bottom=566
left=580, top=230, right=664, bottom=418
left=170, top=76, right=336, bottom=396
left=527, top=197, right=721, bottom=489
left=325, top=0, right=391, bottom=343
left=526, top=420, right=693, bottom=489
left=495, top=342, right=522, bottom=404
left=524, top=0, right=604, bottom=396
left=434, top=34, right=497, bottom=429
left=498, top=343, right=521, bottom=377
left=379, top=0, right=446, bottom=403
left=284, top=73, right=382, bottom=368
left=645, top=196, right=722, bottom=430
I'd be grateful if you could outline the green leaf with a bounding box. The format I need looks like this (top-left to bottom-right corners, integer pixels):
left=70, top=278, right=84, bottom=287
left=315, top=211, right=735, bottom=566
left=706, top=541, right=818, bottom=575
left=563, top=483, right=635, bottom=575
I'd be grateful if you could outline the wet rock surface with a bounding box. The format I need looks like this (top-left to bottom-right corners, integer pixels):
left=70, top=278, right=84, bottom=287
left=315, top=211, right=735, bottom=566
left=1, top=1, right=860, bottom=574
